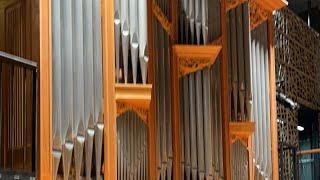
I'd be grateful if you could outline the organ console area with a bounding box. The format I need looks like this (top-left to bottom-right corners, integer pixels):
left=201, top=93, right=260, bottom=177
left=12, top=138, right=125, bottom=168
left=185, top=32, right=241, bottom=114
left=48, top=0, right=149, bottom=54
left=37, top=0, right=287, bottom=179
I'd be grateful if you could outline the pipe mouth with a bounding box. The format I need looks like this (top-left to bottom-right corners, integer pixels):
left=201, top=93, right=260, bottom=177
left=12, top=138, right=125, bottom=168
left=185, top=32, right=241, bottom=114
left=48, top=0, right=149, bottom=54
left=114, top=12, right=120, bottom=24
left=64, top=141, right=74, bottom=150
left=122, top=22, right=130, bottom=36
left=87, top=128, right=95, bottom=136
left=76, top=134, right=85, bottom=143
left=52, top=149, right=62, bottom=158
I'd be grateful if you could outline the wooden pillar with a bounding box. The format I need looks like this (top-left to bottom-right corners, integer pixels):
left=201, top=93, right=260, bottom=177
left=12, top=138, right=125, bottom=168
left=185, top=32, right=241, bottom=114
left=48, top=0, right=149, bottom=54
left=39, top=0, right=52, bottom=179
left=267, top=16, right=279, bottom=180
left=220, top=0, right=231, bottom=179
left=147, top=0, right=157, bottom=178
left=101, top=0, right=117, bottom=179
left=169, top=0, right=180, bottom=179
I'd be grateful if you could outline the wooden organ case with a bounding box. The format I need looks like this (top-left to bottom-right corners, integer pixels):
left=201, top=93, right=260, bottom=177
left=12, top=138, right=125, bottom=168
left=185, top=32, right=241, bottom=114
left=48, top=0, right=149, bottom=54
left=38, top=0, right=288, bottom=179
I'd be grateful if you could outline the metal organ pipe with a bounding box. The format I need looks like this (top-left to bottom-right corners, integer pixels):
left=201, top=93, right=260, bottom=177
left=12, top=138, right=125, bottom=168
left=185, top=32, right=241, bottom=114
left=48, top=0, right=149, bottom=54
left=178, top=0, right=224, bottom=179
left=51, top=0, right=103, bottom=179
left=251, top=22, right=273, bottom=179
left=227, top=3, right=252, bottom=180
left=117, top=112, right=148, bottom=180
left=114, top=0, right=150, bottom=179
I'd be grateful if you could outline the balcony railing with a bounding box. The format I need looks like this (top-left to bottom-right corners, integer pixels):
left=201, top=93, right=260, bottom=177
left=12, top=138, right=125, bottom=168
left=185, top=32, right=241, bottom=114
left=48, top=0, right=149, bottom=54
left=0, top=51, right=38, bottom=178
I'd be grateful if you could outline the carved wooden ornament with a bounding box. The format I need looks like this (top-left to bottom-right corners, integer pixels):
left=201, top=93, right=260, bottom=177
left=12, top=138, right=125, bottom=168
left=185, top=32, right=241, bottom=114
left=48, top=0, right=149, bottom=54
left=172, top=45, right=222, bottom=77
left=115, top=83, right=152, bottom=124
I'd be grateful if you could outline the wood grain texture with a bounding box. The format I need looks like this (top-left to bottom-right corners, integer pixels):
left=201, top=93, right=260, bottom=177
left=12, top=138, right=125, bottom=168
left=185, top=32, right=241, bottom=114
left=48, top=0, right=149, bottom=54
left=101, top=0, right=117, bottom=179
left=220, top=0, right=231, bottom=179
left=147, top=0, right=156, bottom=178
left=39, top=0, right=52, bottom=178
left=268, top=17, right=279, bottom=180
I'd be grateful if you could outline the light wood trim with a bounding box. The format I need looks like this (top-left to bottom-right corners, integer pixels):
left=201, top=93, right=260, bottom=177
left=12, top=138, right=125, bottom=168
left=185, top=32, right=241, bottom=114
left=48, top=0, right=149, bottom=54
left=221, top=0, right=231, bottom=179
left=173, top=45, right=222, bottom=77
left=115, top=84, right=152, bottom=108
left=173, top=45, right=222, bottom=59
left=267, top=17, right=279, bottom=180
left=226, top=0, right=247, bottom=12
left=101, top=0, right=117, bottom=179
left=248, top=136, right=254, bottom=180
left=229, top=122, right=255, bottom=136
left=147, top=0, right=157, bottom=176
left=115, top=84, right=152, bottom=124
left=39, top=0, right=52, bottom=179
left=297, top=148, right=320, bottom=155
left=256, top=0, right=288, bottom=12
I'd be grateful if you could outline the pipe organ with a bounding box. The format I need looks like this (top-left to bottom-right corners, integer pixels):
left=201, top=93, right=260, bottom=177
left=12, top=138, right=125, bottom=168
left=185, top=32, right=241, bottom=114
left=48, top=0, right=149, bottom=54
left=154, top=18, right=173, bottom=180
left=51, top=0, right=104, bottom=179
left=178, top=0, right=225, bottom=179
left=117, top=111, right=148, bottom=180
left=114, top=0, right=150, bottom=179
left=39, top=0, right=287, bottom=179
left=226, top=2, right=252, bottom=180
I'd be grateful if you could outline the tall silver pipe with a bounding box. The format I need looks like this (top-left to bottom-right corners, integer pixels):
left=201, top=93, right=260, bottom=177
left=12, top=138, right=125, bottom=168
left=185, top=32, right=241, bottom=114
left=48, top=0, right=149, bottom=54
left=183, top=76, right=191, bottom=180
left=52, top=0, right=62, bottom=178
left=72, top=0, right=85, bottom=178
left=61, top=0, right=73, bottom=178
left=139, top=0, right=149, bottom=84
left=83, top=0, right=95, bottom=178
left=230, top=10, right=238, bottom=121
left=93, top=0, right=104, bottom=178
left=236, top=5, right=245, bottom=121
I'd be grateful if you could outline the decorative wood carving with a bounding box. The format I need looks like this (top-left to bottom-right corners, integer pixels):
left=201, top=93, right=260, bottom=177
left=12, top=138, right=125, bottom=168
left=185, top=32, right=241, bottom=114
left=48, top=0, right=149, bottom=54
left=250, top=0, right=287, bottom=30
left=226, top=0, right=247, bottom=12
left=229, top=122, right=255, bottom=147
left=172, top=45, right=222, bottom=77
left=256, top=0, right=287, bottom=13
left=115, top=83, right=152, bottom=123
left=250, top=0, right=270, bottom=30
left=152, top=0, right=172, bottom=38
left=275, top=8, right=320, bottom=179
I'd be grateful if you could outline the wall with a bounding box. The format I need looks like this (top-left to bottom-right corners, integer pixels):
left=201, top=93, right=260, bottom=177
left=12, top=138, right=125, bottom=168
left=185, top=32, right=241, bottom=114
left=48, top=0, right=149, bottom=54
left=0, top=0, right=39, bottom=62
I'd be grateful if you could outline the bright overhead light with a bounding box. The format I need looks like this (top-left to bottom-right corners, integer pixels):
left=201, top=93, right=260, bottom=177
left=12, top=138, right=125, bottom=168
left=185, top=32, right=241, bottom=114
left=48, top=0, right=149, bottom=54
left=297, top=126, right=304, bottom=131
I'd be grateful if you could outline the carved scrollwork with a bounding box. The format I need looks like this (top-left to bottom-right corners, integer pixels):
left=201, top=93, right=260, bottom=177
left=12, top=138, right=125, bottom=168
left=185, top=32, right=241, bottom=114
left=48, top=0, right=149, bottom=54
left=226, top=0, right=248, bottom=12
left=173, top=45, right=222, bottom=78
left=117, top=102, right=149, bottom=123
left=250, top=0, right=270, bottom=30
left=152, top=0, right=172, bottom=38
left=179, top=57, right=216, bottom=77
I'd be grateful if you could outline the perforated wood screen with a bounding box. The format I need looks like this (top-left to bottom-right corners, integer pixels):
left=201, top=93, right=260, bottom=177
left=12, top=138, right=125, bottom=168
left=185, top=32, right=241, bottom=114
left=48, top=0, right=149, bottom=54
left=274, top=7, right=320, bottom=179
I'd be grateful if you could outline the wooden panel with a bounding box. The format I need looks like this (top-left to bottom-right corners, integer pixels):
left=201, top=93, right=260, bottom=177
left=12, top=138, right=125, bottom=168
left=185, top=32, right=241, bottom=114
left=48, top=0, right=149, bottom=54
left=268, top=17, right=279, bottom=180
left=220, top=0, right=231, bottom=179
left=147, top=0, right=157, bottom=177
left=101, top=0, right=117, bottom=179
left=170, top=0, right=179, bottom=178
left=5, top=1, right=25, bottom=57
left=39, top=0, right=52, bottom=179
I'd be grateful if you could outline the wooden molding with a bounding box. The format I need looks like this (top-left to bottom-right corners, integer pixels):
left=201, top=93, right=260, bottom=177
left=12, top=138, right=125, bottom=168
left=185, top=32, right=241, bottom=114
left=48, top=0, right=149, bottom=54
left=172, top=45, right=222, bottom=77
left=256, top=0, right=287, bottom=13
left=229, top=122, right=255, bottom=146
left=102, top=0, right=117, bottom=178
left=39, top=0, right=52, bottom=179
left=115, top=83, right=152, bottom=123
left=226, top=0, right=247, bottom=12
left=152, top=0, right=173, bottom=38
left=250, top=0, right=270, bottom=30
left=267, top=17, right=279, bottom=180
left=250, top=0, right=287, bottom=30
